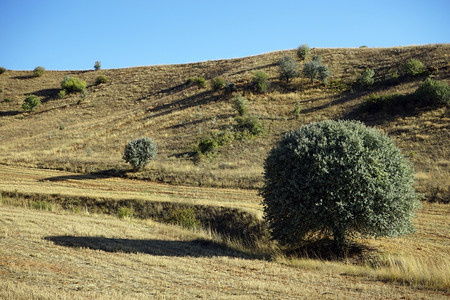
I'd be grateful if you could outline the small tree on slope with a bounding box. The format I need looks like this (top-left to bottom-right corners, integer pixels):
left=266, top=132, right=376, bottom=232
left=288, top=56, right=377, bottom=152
left=123, top=137, right=157, bottom=171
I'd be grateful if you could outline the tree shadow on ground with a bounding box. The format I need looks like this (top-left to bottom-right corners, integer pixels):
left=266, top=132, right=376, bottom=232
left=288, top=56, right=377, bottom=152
left=0, top=110, right=21, bottom=117
left=45, top=235, right=254, bottom=259
left=33, top=88, right=61, bottom=104
left=41, top=169, right=127, bottom=182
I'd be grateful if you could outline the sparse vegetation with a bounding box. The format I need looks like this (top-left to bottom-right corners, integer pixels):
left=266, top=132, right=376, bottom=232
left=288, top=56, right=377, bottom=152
left=187, top=77, right=207, bottom=88
left=123, top=137, right=158, bottom=171
left=302, top=60, right=321, bottom=83
left=117, top=206, right=134, bottom=219
left=95, top=75, right=108, bottom=85
left=211, top=77, right=226, bottom=91
left=0, top=67, right=6, bottom=74
left=262, top=120, right=421, bottom=251
left=251, top=71, right=269, bottom=93
left=293, top=101, right=302, bottom=119
left=57, top=89, right=66, bottom=99
left=278, top=55, right=299, bottom=83
left=22, top=95, right=41, bottom=111
left=234, top=115, right=263, bottom=137
left=169, top=207, right=200, bottom=229
left=33, top=66, right=45, bottom=77
left=317, top=65, right=331, bottom=85
left=94, top=61, right=101, bottom=71
left=60, top=75, right=87, bottom=93
left=404, top=58, right=426, bottom=76
left=357, top=68, right=375, bottom=89
left=415, top=77, right=449, bottom=106
left=296, top=44, right=310, bottom=60
left=232, top=94, right=248, bottom=116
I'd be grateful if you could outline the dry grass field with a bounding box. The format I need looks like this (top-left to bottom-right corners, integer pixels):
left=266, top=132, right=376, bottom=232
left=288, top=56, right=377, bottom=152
left=0, top=44, right=449, bottom=298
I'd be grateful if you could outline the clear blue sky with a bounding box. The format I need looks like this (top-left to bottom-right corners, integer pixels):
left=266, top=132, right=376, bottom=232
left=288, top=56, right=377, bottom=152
left=1, top=0, right=449, bottom=70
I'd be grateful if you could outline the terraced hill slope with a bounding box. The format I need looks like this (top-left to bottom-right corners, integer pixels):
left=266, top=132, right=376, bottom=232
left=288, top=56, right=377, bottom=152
left=1, top=44, right=449, bottom=199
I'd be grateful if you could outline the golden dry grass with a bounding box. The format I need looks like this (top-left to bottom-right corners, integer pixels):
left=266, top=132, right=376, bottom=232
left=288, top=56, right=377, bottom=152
left=0, top=44, right=449, bottom=197
left=1, top=203, right=449, bottom=299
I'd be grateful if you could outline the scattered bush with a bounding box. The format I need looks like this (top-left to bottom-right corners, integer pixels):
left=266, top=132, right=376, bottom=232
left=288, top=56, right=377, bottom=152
left=252, top=71, right=270, bottom=93
left=32, top=200, right=52, bottom=211
left=302, top=60, right=321, bottom=83
left=22, top=95, right=41, bottom=111
left=232, top=94, right=248, bottom=116
left=198, top=137, right=219, bottom=154
left=0, top=67, right=6, bottom=74
left=357, top=68, right=375, bottom=89
left=312, top=55, right=322, bottom=63
left=123, top=137, right=158, bottom=170
left=261, top=120, right=420, bottom=251
left=57, top=89, right=66, bottom=99
left=328, top=80, right=351, bottom=94
left=118, top=207, right=134, bottom=219
left=224, top=82, right=237, bottom=93
left=169, top=207, right=200, bottom=230
left=235, top=115, right=263, bottom=136
left=279, top=55, right=299, bottom=83
left=317, top=65, right=331, bottom=85
left=95, top=75, right=108, bottom=85
left=33, top=66, right=45, bottom=77
left=415, top=78, right=449, bottom=106
left=403, top=58, right=426, bottom=76
left=293, top=101, right=302, bottom=120
left=296, top=44, right=310, bottom=60
left=61, top=75, right=87, bottom=93
left=211, top=77, right=226, bottom=91
left=94, top=61, right=101, bottom=71
left=187, top=77, right=207, bottom=88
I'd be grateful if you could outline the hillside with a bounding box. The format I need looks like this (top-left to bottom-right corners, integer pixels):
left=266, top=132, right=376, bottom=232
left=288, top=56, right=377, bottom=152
left=1, top=44, right=449, bottom=200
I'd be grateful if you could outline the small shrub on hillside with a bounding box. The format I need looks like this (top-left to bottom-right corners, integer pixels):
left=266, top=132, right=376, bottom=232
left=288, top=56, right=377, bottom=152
left=312, top=55, right=322, bottom=63
left=317, top=65, right=331, bottom=85
left=415, top=78, right=450, bottom=106
left=118, top=207, right=134, bottom=219
left=293, top=101, right=302, bottom=120
left=232, top=94, right=248, bottom=116
left=296, top=44, right=310, bottom=60
left=262, top=120, right=421, bottom=251
left=0, top=67, right=6, bottom=74
left=32, top=200, right=52, bottom=211
left=303, top=60, right=321, bottom=83
left=252, top=71, right=270, bottom=93
left=33, top=66, right=45, bottom=77
left=235, top=115, right=263, bottom=137
left=61, top=75, right=87, bottom=93
left=224, top=82, right=237, bottom=93
left=187, top=77, right=207, bottom=88
left=94, top=61, right=101, bottom=71
left=123, top=137, right=158, bottom=171
left=57, top=89, right=66, bottom=99
left=95, top=75, right=108, bottom=85
left=169, top=207, right=200, bottom=230
left=22, top=95, right=41, bottom=111
left=279, top=55, right=299, bottom=84
left=328, top=80, right=351, bottom=93
left=357, top=68, right=375, bottom=89
left=211, top=77, right=226, bottom=91
left=198, top=137, right=219, bottom=154
left=403, top=58, right=426, bottom=76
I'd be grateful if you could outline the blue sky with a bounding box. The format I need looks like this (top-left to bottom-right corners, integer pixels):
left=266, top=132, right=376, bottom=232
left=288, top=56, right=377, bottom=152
left=1, top=0, right=449, bottom=70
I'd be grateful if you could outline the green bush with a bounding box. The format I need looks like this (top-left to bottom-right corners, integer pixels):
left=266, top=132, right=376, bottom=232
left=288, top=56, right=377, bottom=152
left=235, top=115, right=263, bottom=136
left=312, top=55, right=322, bottom=63
left=415, top=78, right=449, bottom=106
left=302, top=60, right=321, bottom=83
left=317, top=65, right=331, bottom=85
left=95, top=75, right=108, bottom=85
left=403, top=58, right=426, bottom=76
left=232, top=94, right=248, bottom=116
left=33, top=66, right=45, bottom=77
left=357, top=69, right=375, bottom=89
left=94, top=61, right=101, bottom=71
left=293, top=101, right=302, bottom=120
left=123, top=137, right=158, bottom=170
left=57, top=90, right=66, bottom=99
left=261, top=120, right=420, bottom=251
left=169, top=207, right=200, bottom=230
left=296, top=44, right=310, bottom=60
left=0, top=67, right=6, bottom=74
left=279, top=55, right=299, bottom=83
left=198, top=137, right=219, bottom=154
left=211, top=77, right=226, bottom=91
left=22, top=95, right=41, bottom=111
left=32, top=200, right=52, bottom=211
left=224, top=82, right=237, bottom=93
left=118, top=207, right=134, bottom=219
left=187, top=77, right=207, bottom=88
left=61, top=75, right=87, bottom=93
left=252, top=71, right=269, bottom=93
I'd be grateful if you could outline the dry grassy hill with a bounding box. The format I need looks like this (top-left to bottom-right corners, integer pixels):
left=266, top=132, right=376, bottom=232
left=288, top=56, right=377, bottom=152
left=0, top=44, right=449, bottom=199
